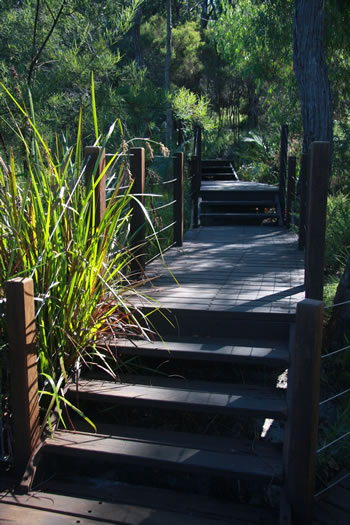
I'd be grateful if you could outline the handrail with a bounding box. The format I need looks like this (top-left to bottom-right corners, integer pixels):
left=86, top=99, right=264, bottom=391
left=84, top=147, right=184, bottom=278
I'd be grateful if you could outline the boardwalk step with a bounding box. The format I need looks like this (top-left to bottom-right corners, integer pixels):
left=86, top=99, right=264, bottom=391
left=200, top=199, right=276, bottom=207
left=0, top=488, right=276, bottom=525
left=201, top=159, right=233, bottom=167
left=201, top=212, right=278, bottom=219
left=42, top=426, right=283, bottom=481
left=135, top=307, right=294, bottom=339
left=67, top=377, right=287, bottom=419
left=107, top=336, right=289, bottom=366
left=202, top=167, right=235, bottom=173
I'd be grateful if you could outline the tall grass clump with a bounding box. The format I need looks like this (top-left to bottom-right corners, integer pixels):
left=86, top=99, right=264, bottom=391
left=0, top=87, right=151, bottom=433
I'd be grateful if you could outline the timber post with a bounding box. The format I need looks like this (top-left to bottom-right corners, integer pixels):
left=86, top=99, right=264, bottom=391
left=286, top=156, right=296, bottom=229
left=284, top=299, right=323, bottom=524
left=279, top=124, right=288, bottom=223
left=298, top=152, right=308, bottom=250
left=304, top=142, right=330, bottom=300
left=191, top=154, right=200, bottom=228
left=173, top=152, right=184, bottom=246
left=130, top=147, right=146, bottom=277
left=6, top=278, right=40, bottom=475
left=84, top=146, right=106, bottom=227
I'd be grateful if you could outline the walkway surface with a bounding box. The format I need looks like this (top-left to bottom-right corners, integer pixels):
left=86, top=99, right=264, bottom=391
left=142, top=225, right=305, bottom=314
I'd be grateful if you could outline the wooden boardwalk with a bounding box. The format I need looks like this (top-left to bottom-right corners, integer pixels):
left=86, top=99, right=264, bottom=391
left=142, top=225, right=305, bottom=314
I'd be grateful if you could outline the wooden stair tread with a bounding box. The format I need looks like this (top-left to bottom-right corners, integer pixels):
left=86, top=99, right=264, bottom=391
left=200, top=200, right=276, bottom=206
left=27, top=481, right=279, bottom=524
left=0, top=489, right=261, bottom=525
left=43, top=428, right=283, bottom=481
left=201, top=212, right=278, bottom=218
left=67, top=377, right=287, bottom=419
left=110, top=336, right=289, bottom=366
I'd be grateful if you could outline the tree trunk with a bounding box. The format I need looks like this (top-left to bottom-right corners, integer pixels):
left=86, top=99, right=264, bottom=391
left=165, top=0, right=172, bottom=146
left=293, top=0, right=333, bottom=154
left=201, top=0, right=208, bottom=30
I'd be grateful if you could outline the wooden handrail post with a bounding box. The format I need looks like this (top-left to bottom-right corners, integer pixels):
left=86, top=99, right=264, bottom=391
left=284, top=299, right=323, bottom=524
left=298, top=152, right=308, bottom=250
left=286, top=156, right=296, bottom=229
left=279, top=124, right=288, bottom=223
left=84, top=146, right=106, bottom=227
left=197, top=126, right=202, bottom=161
left=173, top=152, right=184, bottom=246
left=191, top=155, right=200, bottom=228
left=304, top=142, right=330, bottom=300
left=6, top=278, right=40, bottom=475
left=130, top=147, right=146, bottom=277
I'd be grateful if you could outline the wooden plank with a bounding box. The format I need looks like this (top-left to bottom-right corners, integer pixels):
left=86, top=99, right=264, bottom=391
left=298, top=152, right=308, bottom=249
left=0, top=491, right=246, bottom=525
left=65, top=423, right=282, bottom=460
left=109, top=336, right=289, bottom=366
left=286, top=156, right=296, bottom=229
left=200, top=213, right=278, bottom=219
left=200, top=181, right=279, bottom=192
left=279, top=124, right=288, bottom=220
left=130, top=147, right=145, bottom=276
left=38, top=481, right=279, bottom=524
left=42, top=429, right=283, bottom=481
left=173, top=152, right=184, bottom=246
left=201, top=200, right=276, bottom=206
left=5, top=278, right=40, bottom=475
left=284, top=299, right=323, bottom=524
left=67, top=377, right=287, bottom=419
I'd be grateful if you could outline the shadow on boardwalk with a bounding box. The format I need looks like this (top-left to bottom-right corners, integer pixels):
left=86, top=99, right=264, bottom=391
left=142, top=225, right=305, bottom=315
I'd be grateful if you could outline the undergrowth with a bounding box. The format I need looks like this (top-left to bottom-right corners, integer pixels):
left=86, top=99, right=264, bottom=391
left=0, top=83, right=158, bottom=440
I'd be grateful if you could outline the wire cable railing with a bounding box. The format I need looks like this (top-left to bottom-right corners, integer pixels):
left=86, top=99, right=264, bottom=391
left=315, top=298, right=350, bottom=498
left=85, top=146, right=184, bottom=277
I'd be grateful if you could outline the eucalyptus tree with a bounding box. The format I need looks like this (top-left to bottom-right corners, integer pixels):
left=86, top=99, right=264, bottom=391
left=293, top=0, right=333, bottom=153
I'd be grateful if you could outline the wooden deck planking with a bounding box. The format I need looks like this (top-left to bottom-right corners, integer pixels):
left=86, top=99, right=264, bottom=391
left=200, top=181, right=279, bottom=192
left=0, top=485, right=279, bottom=525
left=139, top=226, right=304, bottom=314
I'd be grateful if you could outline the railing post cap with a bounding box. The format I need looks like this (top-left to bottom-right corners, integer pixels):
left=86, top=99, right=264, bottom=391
left=6, top=277, right=33, bottom=286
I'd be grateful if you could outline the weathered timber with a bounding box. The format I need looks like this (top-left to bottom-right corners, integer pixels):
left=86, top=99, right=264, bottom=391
left=130, top=147, right=146, bottom=276
left=286, top=156, right=296, bottom=229
left=6, top=278, right=40, bottom=474
left=304, top=142, right=330, bottom=300
left=284, top=299, right=323, bottom=524
left=298, top=152, right=308, bottom=250
left=108, top=336, right=289, bottom=366
left=84, top=146, right=106, bottom=227
left=191, top=154, right=201, bottom=228
left=67, top=377, right=287, bottom=419
left=41, top=428, right=283, bottom=481
left=279, top=124, right=288, bottom=221
left=0, top=490, right=247, bottom=525
left=0, top=485, right=279, bottom=525
left=173, top=152, right=184, bottom=246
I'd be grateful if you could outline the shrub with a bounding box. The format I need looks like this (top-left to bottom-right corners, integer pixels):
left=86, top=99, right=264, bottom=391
left=0, top=87, right=150, bottom=432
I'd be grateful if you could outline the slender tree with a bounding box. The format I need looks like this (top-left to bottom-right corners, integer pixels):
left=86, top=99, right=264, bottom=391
left=165, top=0, right=172, bottom=146
left=293, top=0, right=333, bottom=153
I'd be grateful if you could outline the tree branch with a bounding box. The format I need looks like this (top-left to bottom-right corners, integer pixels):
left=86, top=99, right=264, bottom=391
left=27, top=0, right=67, bottom=87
